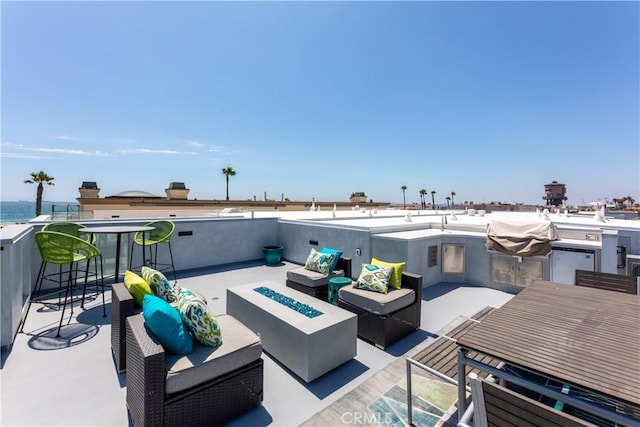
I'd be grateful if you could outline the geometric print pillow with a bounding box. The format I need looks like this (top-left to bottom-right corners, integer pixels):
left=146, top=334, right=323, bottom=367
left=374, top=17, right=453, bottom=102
left=141, top=266, right=178, bottom=303
left=370, top=258, right=406, bottom=290
left=353, top=263, right=392, bottom=294
left=177, top=288, right=222, bottom=347
left=304, top=248, right=336, bottom=275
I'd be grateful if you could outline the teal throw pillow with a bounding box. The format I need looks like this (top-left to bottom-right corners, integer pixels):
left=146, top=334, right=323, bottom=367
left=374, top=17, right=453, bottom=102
left=178, top=289, right=222, bottom=347
left=142, top=294, right=193, bottom=355
left=321, top=247, right=344, bottom=272
left=354, top=264, right=392, bottom=294
left=142, top=266, right=178, bottom=303
left=304, top=248, right=336, bottom=275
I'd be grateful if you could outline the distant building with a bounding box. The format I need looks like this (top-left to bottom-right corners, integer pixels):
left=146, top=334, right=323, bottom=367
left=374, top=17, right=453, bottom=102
left=76, top=183, right=388, bottom=219
left=78, top=181, right=100, bottom=198
left=350, top=192, right=367, bottom=203
left=543, top=181, right=567, bottom=206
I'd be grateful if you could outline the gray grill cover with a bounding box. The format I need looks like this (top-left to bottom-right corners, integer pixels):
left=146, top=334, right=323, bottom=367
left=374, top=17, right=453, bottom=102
left=484, top=220, right=558, bottom=257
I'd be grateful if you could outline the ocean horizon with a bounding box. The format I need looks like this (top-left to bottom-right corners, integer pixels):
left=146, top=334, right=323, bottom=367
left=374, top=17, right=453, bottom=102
left=0, top=201, right=76, bottom=225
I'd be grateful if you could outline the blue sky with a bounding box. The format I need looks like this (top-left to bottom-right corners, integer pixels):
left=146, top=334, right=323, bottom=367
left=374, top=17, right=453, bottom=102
left=2, top=1, right=638, bottom=207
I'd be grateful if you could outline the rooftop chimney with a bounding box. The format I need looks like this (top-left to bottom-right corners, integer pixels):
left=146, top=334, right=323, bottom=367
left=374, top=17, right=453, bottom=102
left=165, top=182, right=189, bottom=200
left=79, top=181, right=100, bottom=198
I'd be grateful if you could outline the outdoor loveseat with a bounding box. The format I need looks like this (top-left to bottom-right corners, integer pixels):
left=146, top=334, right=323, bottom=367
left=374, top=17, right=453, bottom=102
left=338, top=271, right=422, bottom=349
left=126, top=313, right=264, bottom=427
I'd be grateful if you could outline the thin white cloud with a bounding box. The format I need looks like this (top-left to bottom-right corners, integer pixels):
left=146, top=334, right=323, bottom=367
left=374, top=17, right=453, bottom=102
left=0, top=152, right=49, bottom=159
left=186, top=140, right=204, bottom=147
left=1, top=142, right=110, bottom=157
left=208, top=145, right=223, bottom=152
left=120, top=148, right=198, bottom=155
left=108, top=138, right=135, bottom=144
left=55, top=135, right=78, bottom=141
left=32, top=147, right=93, bottom=155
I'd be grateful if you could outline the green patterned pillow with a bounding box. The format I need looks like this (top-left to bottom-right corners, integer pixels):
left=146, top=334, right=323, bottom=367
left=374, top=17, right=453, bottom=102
left=304, top=248, right=336, bottom=275
left=141, top=266, right=178, bottom=303
left=371, top=258, right=406, bottom=290
left=354, top=264, right=392, bottom=294
left=177, top=288, right=221, bottom=347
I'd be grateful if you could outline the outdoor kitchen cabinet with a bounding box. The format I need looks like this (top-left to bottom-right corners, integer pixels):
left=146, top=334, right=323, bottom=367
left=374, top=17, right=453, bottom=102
left=490, top=253, right=544, bottom=287
left=442, top=244, right=465, bottom=274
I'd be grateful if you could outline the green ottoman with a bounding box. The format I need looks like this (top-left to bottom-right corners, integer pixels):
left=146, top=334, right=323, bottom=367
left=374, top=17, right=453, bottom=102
left=328, top=277, right=353, bottom=305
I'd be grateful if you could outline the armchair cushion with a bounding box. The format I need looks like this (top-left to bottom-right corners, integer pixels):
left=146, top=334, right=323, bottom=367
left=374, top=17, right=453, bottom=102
left=371, top=258, right=406, bottom=290
left=286, top=265, right=345, bottom=288
left=304, top=248, right=336, bottom=275
left=338, top=286, right=415, bottom=316
left=164, top=314, right=262, bottom=394
left=142, top=294, right=193, bottom=355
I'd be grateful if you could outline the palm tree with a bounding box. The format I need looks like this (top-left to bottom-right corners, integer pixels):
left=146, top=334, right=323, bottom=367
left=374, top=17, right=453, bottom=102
left=24, top=171, right=55, bottom=216
left=401, top=185, right=407, bottom=209
left=419, top=189, right=427, bottom=210
left=222, top=166, right=237, bottom=201
left=445, top=196, right=451, bottom=209
left=431, top=190, right=436, bottom=210
left=450, top=191, right=456, bottom=208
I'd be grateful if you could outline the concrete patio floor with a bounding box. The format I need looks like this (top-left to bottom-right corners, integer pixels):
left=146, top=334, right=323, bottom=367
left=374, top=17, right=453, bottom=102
left=1, top=260, right=514, bottom=426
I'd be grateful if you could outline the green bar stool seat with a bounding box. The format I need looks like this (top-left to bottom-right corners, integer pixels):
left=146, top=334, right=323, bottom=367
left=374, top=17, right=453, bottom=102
left=129, top=220, right=176, bottom=283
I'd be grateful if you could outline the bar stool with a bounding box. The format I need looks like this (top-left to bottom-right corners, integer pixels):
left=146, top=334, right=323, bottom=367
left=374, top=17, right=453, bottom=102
left=20, top=231, right=106, bottom=337
left=129, top=220, right=176, bottom=283
left=43, top=221, right=100, bottom=304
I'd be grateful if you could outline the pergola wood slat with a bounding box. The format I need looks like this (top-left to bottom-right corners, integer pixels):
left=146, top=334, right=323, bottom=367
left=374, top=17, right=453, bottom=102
left=457, top=281, right=640, bottom=408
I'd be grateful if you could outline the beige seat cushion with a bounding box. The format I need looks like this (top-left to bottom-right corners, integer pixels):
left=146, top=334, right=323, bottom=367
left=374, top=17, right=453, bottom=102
left=338, top=286, right=415, bottom=316
left=164, top=314, right=262, bottom=394
left=286, top=266, right=344, bottom=288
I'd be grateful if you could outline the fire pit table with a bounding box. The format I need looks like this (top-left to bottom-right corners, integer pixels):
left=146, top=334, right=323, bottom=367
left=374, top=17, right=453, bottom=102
left=227, top=281, right=357, bottom=382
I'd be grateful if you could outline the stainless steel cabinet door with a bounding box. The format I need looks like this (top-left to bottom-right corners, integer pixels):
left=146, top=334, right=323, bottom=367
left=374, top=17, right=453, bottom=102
left=442, top=244, right=465, bottom=274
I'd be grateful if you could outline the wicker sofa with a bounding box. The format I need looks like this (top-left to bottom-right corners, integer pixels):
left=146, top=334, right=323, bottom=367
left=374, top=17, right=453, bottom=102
left=285, top=257, right=352, bottom=301
left=338, top=271, right=422, bottom=349
left=126, top=313, right=264, bottom=427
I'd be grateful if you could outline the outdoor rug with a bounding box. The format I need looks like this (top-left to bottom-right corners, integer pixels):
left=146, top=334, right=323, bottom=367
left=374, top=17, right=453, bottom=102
left=301, top=316, right=470, bottom=427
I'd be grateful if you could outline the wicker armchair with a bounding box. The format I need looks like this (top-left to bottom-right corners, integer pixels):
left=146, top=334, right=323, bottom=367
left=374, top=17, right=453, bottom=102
left=126, top=313, right=264, bottom=427
left=111, top=282, right=138, bottom=373
left=286, top=257, right=352, bottom=300
left=338, top=271, right=422, bottom=349
left=111, top=282, right=209, bottom=373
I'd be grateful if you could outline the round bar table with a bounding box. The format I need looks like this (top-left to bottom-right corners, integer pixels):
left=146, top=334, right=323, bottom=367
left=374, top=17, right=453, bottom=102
left=80, top=225, right=155, bottom=282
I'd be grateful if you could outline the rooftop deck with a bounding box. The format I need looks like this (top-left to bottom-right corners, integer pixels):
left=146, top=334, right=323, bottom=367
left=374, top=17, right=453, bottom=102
left=2, top=208, right=638, bottom=426
left=1, top=261, right=514, bottom=426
